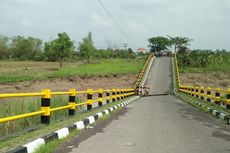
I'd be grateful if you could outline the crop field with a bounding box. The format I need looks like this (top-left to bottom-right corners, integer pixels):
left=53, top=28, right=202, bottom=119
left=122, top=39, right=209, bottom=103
left=0, top=58, right=146, bottom=84
left=0, top=57, right=146, bottom=140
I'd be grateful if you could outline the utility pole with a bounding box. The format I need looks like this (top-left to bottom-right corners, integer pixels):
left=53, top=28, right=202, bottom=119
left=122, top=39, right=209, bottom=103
left=123, top=43, right=128, bottom=50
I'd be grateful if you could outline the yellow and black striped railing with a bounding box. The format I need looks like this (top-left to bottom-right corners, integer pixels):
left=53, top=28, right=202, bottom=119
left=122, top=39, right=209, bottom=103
left=135, top=53, right=153, bottom=88
left=0, top=54, right=153, bottom=125
left=0, top=88, right=135, bottom=124
left=174, top=53, right=230, bottom=109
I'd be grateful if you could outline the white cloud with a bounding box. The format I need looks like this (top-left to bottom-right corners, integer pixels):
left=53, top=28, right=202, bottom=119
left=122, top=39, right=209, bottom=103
left=0, top=0, right=229, bottom=50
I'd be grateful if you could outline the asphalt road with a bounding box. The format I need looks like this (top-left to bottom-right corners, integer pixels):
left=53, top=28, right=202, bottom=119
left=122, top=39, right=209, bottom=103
left=55, top=57, right=230, bottom=153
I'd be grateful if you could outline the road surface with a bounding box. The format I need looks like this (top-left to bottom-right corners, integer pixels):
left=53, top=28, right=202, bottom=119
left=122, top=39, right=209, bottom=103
left=55, top=57, right=230, bottom=153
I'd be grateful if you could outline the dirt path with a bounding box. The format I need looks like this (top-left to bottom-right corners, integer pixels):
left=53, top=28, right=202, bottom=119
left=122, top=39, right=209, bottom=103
left=0, top=74, right=137, bottom=93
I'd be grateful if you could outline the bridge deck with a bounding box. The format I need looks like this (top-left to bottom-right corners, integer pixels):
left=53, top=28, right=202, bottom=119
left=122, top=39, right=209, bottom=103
left=55, top=57, right=230, bottom=153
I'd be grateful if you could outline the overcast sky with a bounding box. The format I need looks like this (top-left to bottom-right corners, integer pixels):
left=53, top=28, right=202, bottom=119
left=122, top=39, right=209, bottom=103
left=0, top=0, right=230, bottom=50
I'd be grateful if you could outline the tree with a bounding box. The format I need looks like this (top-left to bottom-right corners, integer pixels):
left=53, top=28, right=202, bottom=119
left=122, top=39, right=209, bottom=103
left=148, top=36, right=171, bottom=52
left=127, top=48, right=133, bottom=53
left=168, top=36, right=192, bottom=52
left=44, top=41, right=58, bottom=62
left=47, top=32, right=74, bottom=68
left=11, top=36, right=43, bottom=60
left=79, top=32, right=95, bottom=63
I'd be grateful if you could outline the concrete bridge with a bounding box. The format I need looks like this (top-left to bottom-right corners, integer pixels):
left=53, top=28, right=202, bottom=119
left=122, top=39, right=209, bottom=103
left=54, top=57, right=230, bottom=153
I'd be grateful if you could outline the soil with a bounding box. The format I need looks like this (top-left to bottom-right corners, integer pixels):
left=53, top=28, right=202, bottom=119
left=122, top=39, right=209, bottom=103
left=180, top=72, right=230, bottom=89
left=0, top=74, right=137, bottom=93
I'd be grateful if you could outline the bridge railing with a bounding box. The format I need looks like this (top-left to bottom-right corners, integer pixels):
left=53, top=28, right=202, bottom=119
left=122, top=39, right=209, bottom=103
left=174, top=53, right=230, bottom=109
left=0, top=88, right=135, bottom=124
left=0, top=54, right=154, bottom=127
left=135, top=53, right=153, bottom=88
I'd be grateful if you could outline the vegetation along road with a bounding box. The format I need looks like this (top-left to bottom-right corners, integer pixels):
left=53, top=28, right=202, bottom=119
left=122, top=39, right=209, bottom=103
left=52, top=57, right=230, bottom=153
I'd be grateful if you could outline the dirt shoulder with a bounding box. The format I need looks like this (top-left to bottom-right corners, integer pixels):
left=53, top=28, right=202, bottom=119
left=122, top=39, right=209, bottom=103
left=180, top=72, right=230, bottom=89
left=0, top=74, right=137, bottom=93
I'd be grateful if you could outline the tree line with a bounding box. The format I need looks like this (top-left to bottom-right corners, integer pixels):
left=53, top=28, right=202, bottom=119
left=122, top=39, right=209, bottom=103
left=147, top=35, right=230, bottom=68
left=0, top=32, right=137, bottom=67
left=148, top=36, right=192, bottom=53
left=177, top=48, right=230, bottom=68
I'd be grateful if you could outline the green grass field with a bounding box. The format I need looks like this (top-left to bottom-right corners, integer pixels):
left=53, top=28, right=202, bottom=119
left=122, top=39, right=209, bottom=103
left=0, top=57, right=146, bottom=142
left=179, top=62, right=230, bottom=73
left=0, top=58, right=146, bottom=84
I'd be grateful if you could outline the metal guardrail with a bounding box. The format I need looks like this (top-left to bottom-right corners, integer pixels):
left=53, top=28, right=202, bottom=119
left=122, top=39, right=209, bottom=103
left=174, top=53, right=230, bottom=109
left=135, top=53, right=153, bottom=88
left=0, top=54, right=154, bottom=125
left=0, top=88, right=135, bottom=124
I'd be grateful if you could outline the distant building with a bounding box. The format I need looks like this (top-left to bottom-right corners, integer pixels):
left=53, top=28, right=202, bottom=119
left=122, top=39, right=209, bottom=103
left=137, top=47, right=149, bottom=53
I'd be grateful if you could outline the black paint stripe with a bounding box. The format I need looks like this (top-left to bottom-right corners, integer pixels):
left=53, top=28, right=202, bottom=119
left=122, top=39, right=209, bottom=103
left=94, top=114, right=99, bottom=121
left=41, top=98, right=50, bottom=107
left=7, top=146, right=28, bottom=153
left=83, top=119, right=90, bottom=126
left=42, top=132, right=58, bottom=144
left=67, top=124, right=77, bottom=132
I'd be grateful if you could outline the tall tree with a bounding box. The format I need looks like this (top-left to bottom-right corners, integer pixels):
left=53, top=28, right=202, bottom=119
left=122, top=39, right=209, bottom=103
left=168, top=36, right=192, bottom=52
left=79, top=32, right=95, bottom=63
left=50, top=32, right=74, bottom=68
left=148, top=36, right=171, bottom=52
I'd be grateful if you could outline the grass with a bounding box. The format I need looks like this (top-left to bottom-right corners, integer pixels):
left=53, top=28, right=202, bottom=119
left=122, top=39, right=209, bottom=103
left=34, top=130, right=80, bottom=153
left=179, top=63, right=230, bottom=73
left=0, top=58, right=146, bottom=84
left=0, top=96, right=82, bottom=137
left=0, top=97, right=131, bottom=152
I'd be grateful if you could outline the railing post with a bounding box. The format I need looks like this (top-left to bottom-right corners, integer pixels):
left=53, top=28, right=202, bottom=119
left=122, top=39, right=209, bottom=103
left=191, top=86, right=195, bottom=96
left=226, top=89, right=230, bottom=109
left=215, top=88, right=221, bottom=105
left=186, top=86, right=189, bottom=94
left=123, top=89, right=125, bottom=99
left=207, top=87, right=211, bottom=102
left=117, top=89, right=120, bottom=101
left=69, top=89, right=76, bottom=116
left=41, top=89, right=51, bottom=124
left=87, top=89, right=93, bottom=110
left=129, top=89, right=132, bottom=97
left=135, top=86, right=139, bottom=95
left=195, top=86, right=199, bottom=98
left=129, top=90, right=132, bottom=97
left=126, top=89, right=129, bottom=97
left=112, top=89, right=116, bottom=102
left=120, top=89, right=124, bottom=99
left=188, top=86, right=191, bottom=95
left=200, top=87, right=204, bottom=100
left=98, top=88, right=103, bottom=107
left=123, top=89, right=126, bottom=98
left=106, top=89, right=110, bottom=104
